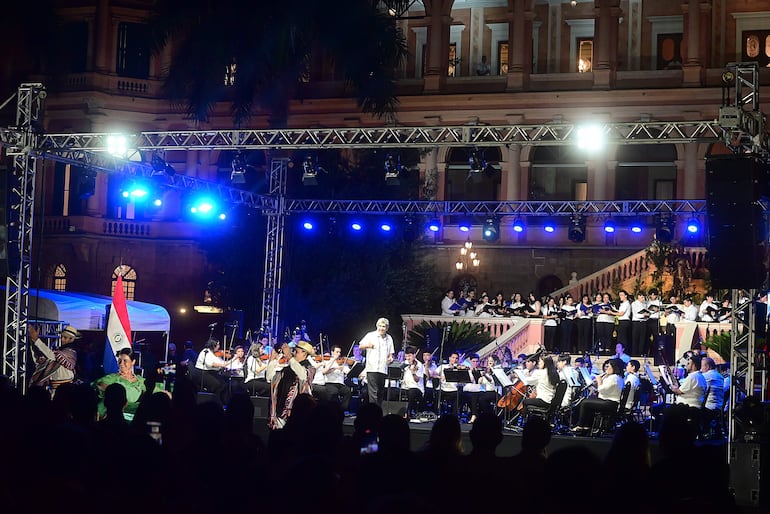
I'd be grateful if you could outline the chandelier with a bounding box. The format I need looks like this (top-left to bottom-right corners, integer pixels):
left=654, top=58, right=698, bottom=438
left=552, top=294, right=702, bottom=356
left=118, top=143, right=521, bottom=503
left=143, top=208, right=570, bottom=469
left=455, top=239, right=480, bottom=271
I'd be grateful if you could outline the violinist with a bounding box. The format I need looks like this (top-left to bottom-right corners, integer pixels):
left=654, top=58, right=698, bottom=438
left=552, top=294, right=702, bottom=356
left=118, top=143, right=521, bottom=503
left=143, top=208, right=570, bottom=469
left=319, top=345, right=353, bottom=413
left=556, top=353, right=578, bottom=408
left=224, top=345, right=247, bottom=398
left=192, top=338, right=231, bottom=402
left=401, top=346, right=424, bottom=418
left=244, top=341, right=270, bottom=397
left=470, top=355, right=500, bottom=422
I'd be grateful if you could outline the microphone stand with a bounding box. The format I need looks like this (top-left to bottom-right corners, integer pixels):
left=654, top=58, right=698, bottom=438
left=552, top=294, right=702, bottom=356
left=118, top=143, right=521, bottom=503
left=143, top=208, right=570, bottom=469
left=435, top=324, right=451, bottom=415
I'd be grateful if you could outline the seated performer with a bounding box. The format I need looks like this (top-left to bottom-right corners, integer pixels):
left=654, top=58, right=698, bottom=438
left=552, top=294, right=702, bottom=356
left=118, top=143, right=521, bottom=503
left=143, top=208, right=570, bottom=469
left=572, top=358, right=625, bottom=433
left=319, top=344, right=353, bottom=413
left=422, top=350, right=438, bottom=412
left=467, top=354, right=500, bottom=422
left=518, top=355, right=559, bottom=418
left=400, top=346, right=424, bottom=418
left=244, top=342, right=270, bottom=397
left=190, top=338, right=231, bottom=402
left=437, top=351, right=461, bottom=415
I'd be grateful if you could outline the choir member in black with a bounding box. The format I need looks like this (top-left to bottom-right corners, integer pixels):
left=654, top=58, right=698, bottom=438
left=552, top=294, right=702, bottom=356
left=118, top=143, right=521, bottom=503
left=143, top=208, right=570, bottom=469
left=576, top=294, right=594, bottom=353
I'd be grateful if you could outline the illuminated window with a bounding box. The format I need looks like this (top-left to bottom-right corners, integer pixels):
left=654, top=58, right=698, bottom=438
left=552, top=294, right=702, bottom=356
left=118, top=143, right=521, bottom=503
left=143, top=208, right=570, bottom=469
left=498, top=42, right=509, bottom=75
left=111, top=265, right=137, bottom=300
left=53, top=264, right=67, bottom=292
left=448, top=43, right=457, bottom=77
left=657, top=33, right=683, bottom=70
left=577, top=39, right=593, bottom=72
left=742, top=31, right=770, bottom=67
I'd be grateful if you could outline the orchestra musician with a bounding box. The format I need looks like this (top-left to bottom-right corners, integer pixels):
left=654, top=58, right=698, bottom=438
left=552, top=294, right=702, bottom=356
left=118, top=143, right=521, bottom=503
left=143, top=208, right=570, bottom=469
left=191, top=338, right=231, bottom=402
left=319, top=344, right=353, bottom=413
left=651, top=354, right=707, bottom=431
left=244, top=341, right=270, bottom=397
left=437, top=351, right=461, bottom=415
left=624, top=359, right=641, bottom=411
left=572, top=358, right=625, bottom=433
left=463, top=354, right=497, bottom=423
left=556, top=353, right=578, bottom=408
left=422, top=350, right=438, bottom=412
left=518, top=355, right=559, bottom=419
left=224, top=345, right=247, bottom=398
left=401, top=346, right=424, bottom=418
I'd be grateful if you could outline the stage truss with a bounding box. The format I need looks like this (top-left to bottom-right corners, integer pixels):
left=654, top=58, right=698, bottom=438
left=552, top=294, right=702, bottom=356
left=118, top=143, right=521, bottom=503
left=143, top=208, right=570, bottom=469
left=0, top=84, right=766, bottom=461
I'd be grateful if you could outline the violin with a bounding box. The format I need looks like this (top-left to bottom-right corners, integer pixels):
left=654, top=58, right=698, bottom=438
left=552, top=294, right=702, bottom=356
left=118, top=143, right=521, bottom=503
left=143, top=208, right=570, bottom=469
left=214, top=349, right=232, bottom=359
left=314, top=354, right=332, bottom=362
left=336, top=356, right=356, bottom=366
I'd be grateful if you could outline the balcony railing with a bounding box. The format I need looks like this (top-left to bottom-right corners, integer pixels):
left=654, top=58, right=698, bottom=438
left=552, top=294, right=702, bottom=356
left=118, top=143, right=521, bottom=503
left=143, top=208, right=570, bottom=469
left=43, top=215, right=208, bottom=239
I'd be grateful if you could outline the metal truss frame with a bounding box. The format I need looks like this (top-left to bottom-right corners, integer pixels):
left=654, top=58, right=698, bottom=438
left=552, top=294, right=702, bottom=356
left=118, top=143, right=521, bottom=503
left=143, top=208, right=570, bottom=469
left=260, top=159, right=288, bottom=339
left=2, top=84, right=44, bottom=393
left=283, top=199, right=708, bottom=216
left=728, top=289, right=758, bottom=458
left=35, top=120, right=723, bottom=151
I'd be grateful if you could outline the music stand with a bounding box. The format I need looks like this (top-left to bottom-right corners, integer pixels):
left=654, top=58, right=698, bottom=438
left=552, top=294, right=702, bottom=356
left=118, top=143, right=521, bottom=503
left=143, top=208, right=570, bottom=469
left=387, top=363, right=405, bottom=402
left=444, top=369, right=472, bottom=417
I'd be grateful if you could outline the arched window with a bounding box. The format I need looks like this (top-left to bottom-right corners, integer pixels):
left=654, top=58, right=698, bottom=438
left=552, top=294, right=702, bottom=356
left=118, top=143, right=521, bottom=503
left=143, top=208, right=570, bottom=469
left=111, top=265, right=137, bottom=300
left=53, top=264, right=67, bottom=292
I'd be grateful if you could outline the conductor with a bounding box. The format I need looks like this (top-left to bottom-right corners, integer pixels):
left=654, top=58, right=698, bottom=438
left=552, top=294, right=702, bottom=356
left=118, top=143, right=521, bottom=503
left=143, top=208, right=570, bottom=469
left=358, top=317, right=395, bottom=407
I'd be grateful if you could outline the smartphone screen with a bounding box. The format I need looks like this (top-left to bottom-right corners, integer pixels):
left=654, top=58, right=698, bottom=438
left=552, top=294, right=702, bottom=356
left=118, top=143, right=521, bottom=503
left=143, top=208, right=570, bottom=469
left=359, top=430, right=378, bottom=455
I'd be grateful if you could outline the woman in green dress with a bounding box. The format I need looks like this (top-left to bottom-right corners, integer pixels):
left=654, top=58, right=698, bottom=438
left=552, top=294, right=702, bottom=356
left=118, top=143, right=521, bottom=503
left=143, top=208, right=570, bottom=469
left=93, top=348, right=163, bottom=420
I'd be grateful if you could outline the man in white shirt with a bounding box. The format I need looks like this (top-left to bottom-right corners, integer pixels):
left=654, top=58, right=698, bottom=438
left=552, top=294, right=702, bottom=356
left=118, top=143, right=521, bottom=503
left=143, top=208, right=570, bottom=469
left=359, top=317, right=395, bottom=407
left=671, top=354, right=707, bottom=409
left=441, top=290, right=459, bottom=316
left=29, top=324, right=79, bottom=390
left=700, top=357, right=725, bottom=411
left=437, top=351, right=461, bottom=415
left=613, top=342, right=632, bottom=364
left=682, top=297, right=699, bottom=322
left=320, top=344, right=353, bottom=413
left=699, top=292, right=718, bottom=322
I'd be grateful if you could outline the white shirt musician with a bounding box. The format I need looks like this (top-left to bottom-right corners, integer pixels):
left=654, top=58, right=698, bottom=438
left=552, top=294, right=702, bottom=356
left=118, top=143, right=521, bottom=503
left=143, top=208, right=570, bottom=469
left=359, top=318, right=395, bottom=406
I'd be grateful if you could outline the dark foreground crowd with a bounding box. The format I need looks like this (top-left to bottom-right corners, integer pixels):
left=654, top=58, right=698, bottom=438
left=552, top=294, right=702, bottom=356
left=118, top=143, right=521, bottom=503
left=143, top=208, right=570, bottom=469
left=0, top=373, right=743, bottom=514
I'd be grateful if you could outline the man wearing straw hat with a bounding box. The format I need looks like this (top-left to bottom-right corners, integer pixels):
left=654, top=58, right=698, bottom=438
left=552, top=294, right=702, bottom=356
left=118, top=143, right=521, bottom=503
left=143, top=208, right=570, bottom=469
left=267, top=340, right=317, bottom=429
left=29, top=324, right=80, bottom=390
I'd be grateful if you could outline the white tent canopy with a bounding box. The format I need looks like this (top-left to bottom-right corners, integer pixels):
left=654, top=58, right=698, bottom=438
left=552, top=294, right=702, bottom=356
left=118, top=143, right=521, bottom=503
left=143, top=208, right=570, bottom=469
left=26, top=289, right=170, bottom=332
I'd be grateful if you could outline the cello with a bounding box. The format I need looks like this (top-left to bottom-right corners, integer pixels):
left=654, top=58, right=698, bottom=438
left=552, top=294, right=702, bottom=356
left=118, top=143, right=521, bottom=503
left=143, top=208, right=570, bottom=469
left=497, top=378, right=528, bottom=411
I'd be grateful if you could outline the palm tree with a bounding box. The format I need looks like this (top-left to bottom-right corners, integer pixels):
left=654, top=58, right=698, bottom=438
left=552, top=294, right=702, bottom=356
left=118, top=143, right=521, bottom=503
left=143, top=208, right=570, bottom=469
left=149, top=0, right=409, bottom=126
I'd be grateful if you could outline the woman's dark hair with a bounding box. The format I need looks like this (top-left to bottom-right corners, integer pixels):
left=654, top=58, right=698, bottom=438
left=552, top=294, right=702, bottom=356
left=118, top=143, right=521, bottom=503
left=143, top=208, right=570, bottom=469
left=542, top=355, right=559, bottom=386
left=205, top=338, right=220, bottom=350
left=607, top=358, right=625, bottom=375
left=115, top=347, right=139, bottom=361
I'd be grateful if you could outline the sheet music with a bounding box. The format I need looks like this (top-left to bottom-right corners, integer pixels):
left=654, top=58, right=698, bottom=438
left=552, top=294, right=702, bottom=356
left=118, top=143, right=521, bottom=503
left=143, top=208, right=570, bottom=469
left=492, top=367, right=513, bottom=388
left=513, top=369, right=532, bottom=383
left=657, top=365, right=678, bottom=388
left=643, top=363, right=659, bottom=385
left=579, top=367, right=595, bottom=386
left=562, top=370, right=579, bottom=387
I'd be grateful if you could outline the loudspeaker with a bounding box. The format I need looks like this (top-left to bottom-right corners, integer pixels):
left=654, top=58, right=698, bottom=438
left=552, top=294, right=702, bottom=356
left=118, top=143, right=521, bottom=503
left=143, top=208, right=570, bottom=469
left=250, top=396, right=270, bottom=419
left=381, top=400, right=408, bottom=416
left=196, top=392, right=221, bottom=406
left=706, top=155, right=768, bottom=289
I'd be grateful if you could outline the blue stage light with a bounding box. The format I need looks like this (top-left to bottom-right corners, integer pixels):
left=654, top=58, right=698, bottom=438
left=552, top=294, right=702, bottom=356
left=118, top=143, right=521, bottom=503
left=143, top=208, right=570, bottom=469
left=458, top=220, right=471, bottom=233
left=428, top=219, right=441, bottom=232
left=380, top=222, right=392, bottom=232
left=512, top=218, right=525, bottom=233
left=543, top=221, right=556, bottom=233
left=604, top=219, right=616, bottom=234
left=686, top=217, right=700, bottom=234
left=630, top=221, right=643, bottom=233
left=351, top=222, right=363, bottom=231
left=302, top=221, right=314, bottom=230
